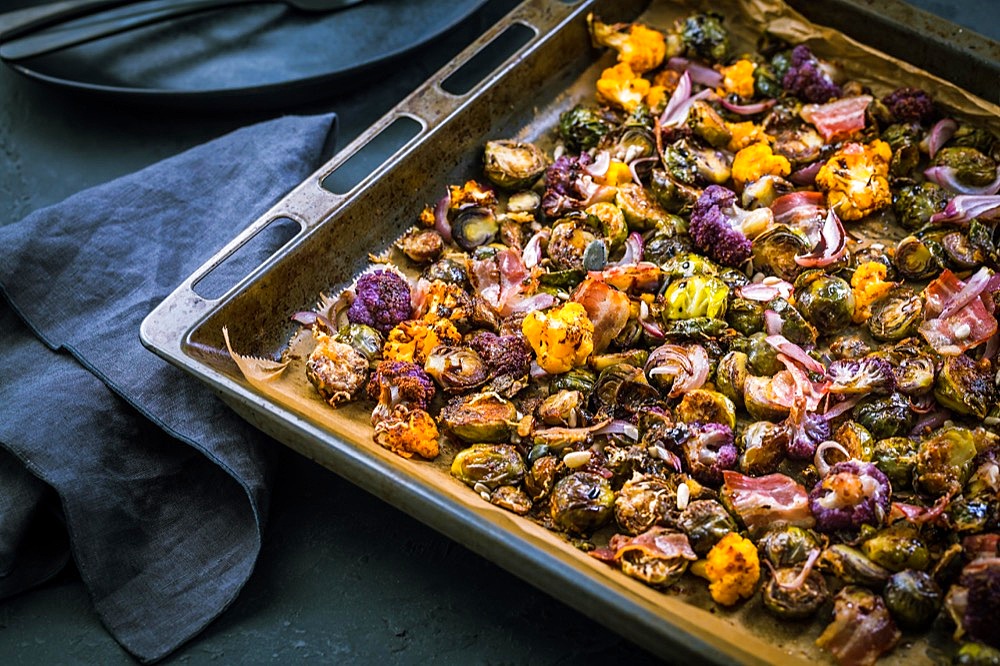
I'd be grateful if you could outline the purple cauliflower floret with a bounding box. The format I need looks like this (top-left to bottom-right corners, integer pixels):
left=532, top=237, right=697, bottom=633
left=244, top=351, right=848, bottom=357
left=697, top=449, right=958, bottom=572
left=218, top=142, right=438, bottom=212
left=347, top=269, right=412, bottom=335
left=785, top=412, right=830, bottom=460
left=782, top=45, right=842, bottom=103
left=682, top=422, right=738, bottom=486
left=468, top=331, right=532, bottom=380
left=882, top=86, right=936, bottom=125
left=541, top=152, right=604, bottom=218
left=366, top=359, right=436, bottom=412
left=809, top=461, right=891, bottom=533
left=826, top=357, right=896, bottom=396
left=688, top=185, right=754, bottom=267
left=961, top=557, right=1000, bottom=649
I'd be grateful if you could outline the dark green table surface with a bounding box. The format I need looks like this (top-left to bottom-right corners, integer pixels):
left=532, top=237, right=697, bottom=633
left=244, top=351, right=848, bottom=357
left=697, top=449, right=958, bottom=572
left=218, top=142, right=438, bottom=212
left=0, top=1, right=996, bottom=664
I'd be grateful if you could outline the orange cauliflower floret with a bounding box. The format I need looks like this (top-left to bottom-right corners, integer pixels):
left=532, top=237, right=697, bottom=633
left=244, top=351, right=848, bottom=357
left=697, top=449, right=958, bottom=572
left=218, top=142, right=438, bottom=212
left=815, top=140, right=892, bottom=221
left=596, top=63, right=651, bottom=112
left=851, top=261, right=895, bottom=324
left=731, top=142, right=791, bottom=190
left=383, top=318, right=461, bottom=364
left=589, top=16, right=666, bottom=74
left=692, top=532, right=760, bottom=606
left=725, top=121, right=772, bottom=153
left=719, top=59, right=756, bottom=98
left=373, top=404, right=440, bottom=459
left=521, top=302, right=595, bottom=374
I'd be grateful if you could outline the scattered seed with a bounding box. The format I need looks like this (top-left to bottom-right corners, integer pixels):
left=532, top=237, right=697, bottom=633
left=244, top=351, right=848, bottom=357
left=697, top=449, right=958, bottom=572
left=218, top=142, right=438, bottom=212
left=677, top=482, right=691, bottom=511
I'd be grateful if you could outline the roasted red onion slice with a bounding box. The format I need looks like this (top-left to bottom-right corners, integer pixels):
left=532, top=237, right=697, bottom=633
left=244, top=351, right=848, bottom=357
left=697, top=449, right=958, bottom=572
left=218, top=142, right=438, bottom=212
left=659, top=72, right=714, bottom=127
left=788, top=160, right=823, bottom=185
left=585, top=150, right=612, bottom=178
left=666, top=57, right=724, bottom=87
left=739, top=278, right=794, bottom=302
left=814, top=440, right=852, bottom=477
left=766, top=335, right=826, bottom=375
left=929, top=195, right=1000, bottom=224
left=764, top=309, right=783, bottom=336
left=291, top=310, right=335, bottom=332
left=937, top=266, right=993, bottom=320
left=719, top=98, right=776, bottom=115
left=924, top=118, right=958, bottom=159
left=924, top=165, right=1000, bottom=196
left=794, top=208, right=847, bottom=267
left=434, top=189, right=452, bottom=241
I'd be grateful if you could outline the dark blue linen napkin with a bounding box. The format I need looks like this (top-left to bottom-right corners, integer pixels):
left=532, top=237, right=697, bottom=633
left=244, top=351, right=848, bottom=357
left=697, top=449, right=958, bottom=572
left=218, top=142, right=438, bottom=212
left=0, top=112, right=337, bottom=662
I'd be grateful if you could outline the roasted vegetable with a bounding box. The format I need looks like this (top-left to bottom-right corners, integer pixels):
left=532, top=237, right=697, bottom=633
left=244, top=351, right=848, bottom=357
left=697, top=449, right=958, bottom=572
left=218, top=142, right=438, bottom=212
left=439, top=392, right=517, bottom=443
left=793, top=271, right=855, bottom=333
left=781, top=44, right=842, bottom=103
left=451, top=443, right=527, bottom=490
left=347, top=269, right=412, bottom=335
left=883, top=569, right=942, bottom=629
left=522, top=303, right=595, bottom=374
left=483, top=140, right=548, bottom=190
left=678, top=12, right=730, bottom=63
left=691, top=531, right=761, bottom=606
left=550, top=471, right=616, bottom=534
left=688, top=184, right=772, bottom=267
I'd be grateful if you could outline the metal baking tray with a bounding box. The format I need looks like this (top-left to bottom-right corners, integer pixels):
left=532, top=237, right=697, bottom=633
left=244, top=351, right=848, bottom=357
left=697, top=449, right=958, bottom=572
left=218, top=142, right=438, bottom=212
left=140, top=0, right=998, bottom=662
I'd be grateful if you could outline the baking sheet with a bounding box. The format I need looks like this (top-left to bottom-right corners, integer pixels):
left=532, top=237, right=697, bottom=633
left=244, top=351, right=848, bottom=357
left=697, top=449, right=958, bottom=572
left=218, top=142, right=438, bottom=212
left=142, top=0, right=1000, bottom=662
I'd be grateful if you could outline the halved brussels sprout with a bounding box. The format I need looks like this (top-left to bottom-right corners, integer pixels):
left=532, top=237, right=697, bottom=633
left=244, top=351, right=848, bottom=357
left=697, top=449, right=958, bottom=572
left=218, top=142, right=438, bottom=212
left=648, top=168, right=701, bottom=213
left=452, top=207, right=499, bottom=251
left=660, top=252, right=718, bottom=279
left=819, top=544, right=891, bottom=587
left=585, top=201, right=628, bottom=250
left=440, top=392, right=518, bottom=442
left=591, top=363, right=660, bottom=419
left=914, top=426, right=979, bottom=496
left=483, top=140, right=548, bottom=190
left=680, top=11, right=730, bottom=62
left=752, top=225, right=810, bottom=281
left=940, top=231, right=985, bottom=270
left=767, top=297, right=818, bottom=346
left=614, top=474, right=677, bottom=535
left=687, top=100, right=732, bottom=148
left=547, top=216, right=601, bottom=271
left=551, top=367, right=597, bottom=395
left=558, top=104, right=616, bottom=152
left=423, top=257, right=469, bottom=286
left=715, top=351, right=749, bottom=408
left=931, top=146, right=999, bottom=187
left=758, top=525, right=822, bottom=568
left=934, top=354, right=996, bottom=419
left=536, top=389, right=587, bottom=427
left=523, top=454, right=560, bottom=501
left=892, top=181, right=949, bottom=230
left=675, top=390, right=737, bottom=429
left=867, top=288, right=923, bottom=342
left=661, top=276, right=730, bottom=320
left=861, top=523, right=930, bottom=572
left=662, top=139, right=732, bottom=185
left=893, top=235, right=945, bottom=281
left=615, top=183, right=671, bottom=231
left=490, top=485, right=532, bottom=515
left=739, top=420, right=787, bottom=475
left=829, top=335, right=872, bottom=360
left=424, top=345, right=489, bottom=393
left=871, top=437, right=919, bottom=490
left=726, top=298, right=765, bottom=336
left=852, top=392, right=915, bottom=440
left=395, top=227, right=444, bottom=264
left=834, top=421, right=874, bottom=462
left=762, top=568, right=828, bottom=620
left=883, top=570, right=942, bottom=629
left=794, top=271, right=855, bottom=334
left=745, top=332, right=784, bottom=377
left=550, top=471, right=615, bottom=534
left=335, top=323, right=384, bottom=364
left=451, top=443, right=527, bottom=490
left=677, top=499, right=737, bottom=555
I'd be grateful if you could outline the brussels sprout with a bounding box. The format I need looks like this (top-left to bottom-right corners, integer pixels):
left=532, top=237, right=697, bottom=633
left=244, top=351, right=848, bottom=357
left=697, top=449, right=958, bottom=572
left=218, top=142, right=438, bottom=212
left=661, top=252, right=719, bottom=279
left=743, top=376, right=791, bottom=422
left=741, top=175, right=796, bottom=211
left=558, top=104, right=616, bottom=152
left=590, top=349, right=649, bottom=373
left=675, top=390, right=737, bottom=429
left=738, top=420, right=787, bottom=475
left=762, top=568, right=829, bottom=620
left=793, top=271, right=856, bottom=333
left=941, top=231, right=985, bottom=270
left=861, top=523, right=930, bottom=572
left=753, top=61, right=782, bottom=98
left=772, top=125, right=826, bottom=166
left=648, top=168, right=701, bottom=213
left=830, top=335, right=872, bottom=360
left=523, top=454, right=559, bottom=501
left=644, top=224, right=693, bottom=264
left=423, top=257, right=469, bottom=286
left=746, top=332, right=784, bottom=376
left=891, top=181, right=950, bottom=230
left=954, top=641, right=1000, bottom=666
left=552, top=367, right=597, bottom=394
left=591, top=363, right=659, bottom=419
left=489, top=485, right=532, bottom=515
left=752, top=226, right=810, bottom=281
left=819, top=544, right=891, bottom=587
left=536, top=389, right=587, bottom=427
left=662, top=139, right=732, bottom=186
left=834, top=421, right=875, bottom=462
left=538, top=268, right=587, bottom=290
left=550, top=471, right=615, bottom=534
left=873, top=340, right=936, bottom=396
left=931, top=147, right=999, bottom=187
left=424, top=345, right=489, bottom=393
left=659, top=317, right=729, bottom=339
left=894, top=235, right=946, bottom=281
left=585, top=201, right=628, bottom=250
left=506, top=189, right=541, bottom=214
left=935, top=354, right=996, bottom=419
left=726, top=297, right=765, bottom=336
left=451, top=443, right=527, bottom=490
left=718, top=268, right=750, bottom=290
left=914, top=426, right=979, bottom=496
left=615, top=475, right=677, bottom=535
left=852, top=392, right=915, bottom=440
left=677, top=499, right=737, bottom=555
left=335, top=323, right=384, bottom=364
left=767, top=297, right=818, bottom=346
left=950, top=124, right=1000, bottom=157
left=440, top=392, right=518, bottom=442
left=687, top=100, right=732, bottom=148
left=616, top=527, right=696, bottom=588
left=482, top=140, right=547, bottom=190
left=715, top=351, right=750, bottom=408
left=395, top=226, right=444, bottom=264
left=882, top=123, right=923, bottom=177
left=871, top=437, right=919, bottom=489
left=866, top=288, right=924, bottom=342
left=679, top=11, right=730, bottom=62
left=850, top=246, right=896, bottom=278
left=883, top=570, right=942, bottom=629
left=758, top=525, right=822, bottom=568
left=660, top=276, right=730, bottom=320
left=949, top=496, right=993, bottom=533
left=451, top=206, right=499, bottom=251
left=614, top=183, right=670, bottom=232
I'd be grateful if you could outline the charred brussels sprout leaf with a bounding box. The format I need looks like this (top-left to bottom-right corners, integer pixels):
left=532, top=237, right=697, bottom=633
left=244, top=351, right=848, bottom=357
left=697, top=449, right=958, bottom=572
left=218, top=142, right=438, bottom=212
left=614, top=475, right=677, bottom=535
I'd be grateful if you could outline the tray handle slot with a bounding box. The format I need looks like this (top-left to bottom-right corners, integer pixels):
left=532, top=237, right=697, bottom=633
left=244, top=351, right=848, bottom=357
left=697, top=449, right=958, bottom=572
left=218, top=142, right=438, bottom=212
left=440, top=21, right=536, bottom=96
left=320, top=115, right=423, bottom=195
left=190, top=215, right=301, bottom=300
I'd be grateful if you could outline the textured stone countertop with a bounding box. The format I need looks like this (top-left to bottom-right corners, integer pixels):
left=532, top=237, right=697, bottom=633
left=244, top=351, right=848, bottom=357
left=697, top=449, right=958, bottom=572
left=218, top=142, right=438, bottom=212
left=0, top=1, right=996, bottom=664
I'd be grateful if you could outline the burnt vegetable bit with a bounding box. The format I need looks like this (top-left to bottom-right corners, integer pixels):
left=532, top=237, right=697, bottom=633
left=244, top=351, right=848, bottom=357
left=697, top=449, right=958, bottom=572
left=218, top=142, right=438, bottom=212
left=290, top=10, right=1000, bottom=666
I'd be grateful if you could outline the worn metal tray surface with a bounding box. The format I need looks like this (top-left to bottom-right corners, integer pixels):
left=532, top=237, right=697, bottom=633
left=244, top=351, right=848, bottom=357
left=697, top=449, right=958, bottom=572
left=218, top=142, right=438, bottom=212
left=141, top=0, right=997, bottom=662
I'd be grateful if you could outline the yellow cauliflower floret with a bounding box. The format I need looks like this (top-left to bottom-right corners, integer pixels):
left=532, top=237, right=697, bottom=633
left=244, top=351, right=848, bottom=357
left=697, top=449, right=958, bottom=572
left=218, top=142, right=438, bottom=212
left=589, top=17, right=666, bottom=74
left=731, top=142, right=791, bottom=190
left=383, top=318, right=461, bottom=364
left=596, top=63, right=651, bottom=112
left=521, top=302, right=595, bottom=375
left=373, top=405, right=440, bottom=460
left=692, top=532, right=760, bottom=606
left=725, top=121, right=772, bottom=153
left=851, top=261, right=896, bottom=324
left=719, top=59, right=756, bottom=98
left=603, top=160, right=633, bottom=187
left=815, top=140, right=892, bottom=221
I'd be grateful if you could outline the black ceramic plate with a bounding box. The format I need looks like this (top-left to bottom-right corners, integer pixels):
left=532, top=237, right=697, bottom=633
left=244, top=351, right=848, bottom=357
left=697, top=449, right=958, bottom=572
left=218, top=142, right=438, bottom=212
left=6, top=0, right=488, bottom=108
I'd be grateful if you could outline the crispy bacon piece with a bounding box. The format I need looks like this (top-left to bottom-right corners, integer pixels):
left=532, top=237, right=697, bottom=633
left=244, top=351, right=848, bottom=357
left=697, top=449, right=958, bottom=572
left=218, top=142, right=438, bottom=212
left=590, top=527, right=698, bottom=588
left=919, top=268, right=998, bottom=355
left=571, top=276, right=631, bottom=353
left=720, top=471, right=816, bottom=536
left=800, top=95, right=872, bottom=142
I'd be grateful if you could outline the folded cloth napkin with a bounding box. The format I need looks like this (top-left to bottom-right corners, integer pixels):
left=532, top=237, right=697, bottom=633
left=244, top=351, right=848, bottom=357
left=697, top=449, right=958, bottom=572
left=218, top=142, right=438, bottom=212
left=0, top=112, right=337, bottom=663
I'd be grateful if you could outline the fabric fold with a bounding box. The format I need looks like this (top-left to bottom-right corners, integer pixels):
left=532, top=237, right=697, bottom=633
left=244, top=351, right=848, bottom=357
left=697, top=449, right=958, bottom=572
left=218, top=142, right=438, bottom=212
left=0, top=112, right=338, bottom=662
